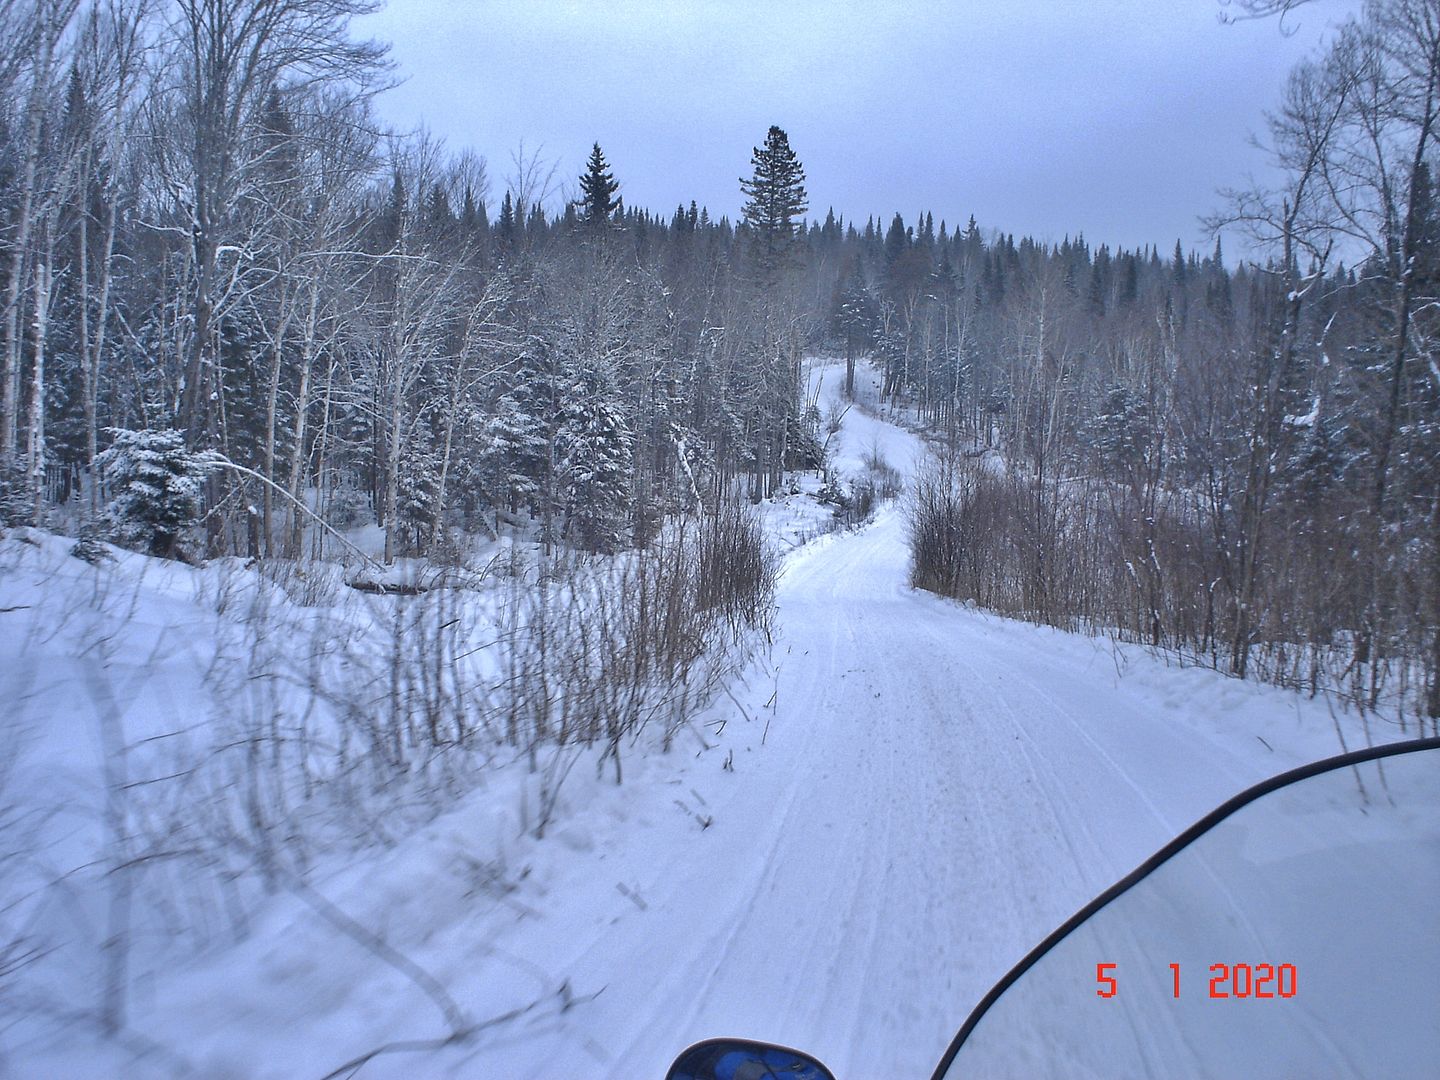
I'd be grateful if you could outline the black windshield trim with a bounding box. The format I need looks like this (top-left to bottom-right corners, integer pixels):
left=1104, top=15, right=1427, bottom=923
left=930, top=735, right=1440, bottom=1080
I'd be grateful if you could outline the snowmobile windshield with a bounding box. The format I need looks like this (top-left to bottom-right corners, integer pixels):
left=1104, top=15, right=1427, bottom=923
left=932, top=738, right=1440, bottom=1080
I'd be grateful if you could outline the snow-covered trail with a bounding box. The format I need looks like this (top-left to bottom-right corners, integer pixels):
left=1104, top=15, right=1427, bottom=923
left=592, top=508, right=1263, bottom=1078
left=426, top=383, right=1300, bottom=1080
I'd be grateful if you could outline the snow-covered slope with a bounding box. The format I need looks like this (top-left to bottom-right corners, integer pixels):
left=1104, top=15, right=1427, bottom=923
left=3, top=360, right=1413, bottom=1079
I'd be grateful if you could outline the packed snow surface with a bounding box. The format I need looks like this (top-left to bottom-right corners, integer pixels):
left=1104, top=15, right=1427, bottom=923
left=3, top=360, right=1422, bottom=1079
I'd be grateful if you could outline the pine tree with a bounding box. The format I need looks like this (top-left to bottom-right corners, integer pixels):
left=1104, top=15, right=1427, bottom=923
left=962, top=215, right=983, bottom=252
left=216, top=306, right=271, bottom=471
left=558, top=372, right=633, bottom=553
left=1120, top=253, right=1139, bottom=305
left=1091, top=385, right=1149, bottom=467
left=396, top=443, right=442, bottom=553
left=739, top=125, right=808, bottom=278
left=96, top=429, right=219, bottom=559
left=883, top=212, right=909, bottom=267
left=577, top=142, right=621, bottom=228
left=497, top=190, right=517, bottom=247
left=1088, top=246, right=1111, bottom=318
left=382, top=169, right=406, bottom=250
left=482, top=381, right=548, bottom=515
left=461, top=186, right=479, bottom=232
left=423, top=183, right=454, bottom=244
left=833, top=262, right=874, bottom=397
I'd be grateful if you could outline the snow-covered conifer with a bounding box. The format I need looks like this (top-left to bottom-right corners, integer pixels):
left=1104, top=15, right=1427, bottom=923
left=558, top=380, right=634, bottom=554
left=96, top=429, right=218, bottom=559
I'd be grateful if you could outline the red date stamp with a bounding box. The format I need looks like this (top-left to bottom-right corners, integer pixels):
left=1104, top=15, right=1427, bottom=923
left=1096, top=962, right=1296, bottom=999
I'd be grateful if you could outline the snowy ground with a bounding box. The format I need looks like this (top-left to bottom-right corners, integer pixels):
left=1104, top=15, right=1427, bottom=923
left=2, top=359, right=1419, bottom=1079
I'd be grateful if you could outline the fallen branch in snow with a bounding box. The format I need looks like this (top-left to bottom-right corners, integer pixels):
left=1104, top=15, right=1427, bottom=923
left=317, top=982, right=604, bottom=1080
left=204, top=454, right=386, bottom=573
left=616, top=881, right=648, bottom=910
left=722, top=684, right=754, bottom=725
left=194, top=831, right=484, bottom=1067
left=278, top=868, right=469, bottom=1037
left=345, top=577, right=431, bottom=596
left=316, top=1000, right=536, bottom=1080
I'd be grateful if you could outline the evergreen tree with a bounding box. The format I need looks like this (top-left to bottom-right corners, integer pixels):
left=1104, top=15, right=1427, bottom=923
left=961, top=215, right=983, bottom=253
left=96, top=429, right=220, bottom=559
left=739, top=125, right=808, bottom=278
left=461, top=186, right=479, bottom=232
left=396, top=442, right=442, bottom=552
left=497, top=190, right=517, bottom=247
left=883, top=212, right=909, bottom=267
left=525, top=200, right=548, bottom=240
left=1408, top=161, right=1440, bottom=296
left=833, top=261, right=874, bottom=397
left=382, top=169, right=406, bottom=250
left=1088, top=246, right=1111, bottom=318
left=558, top=372, right=633, bottom=553
left=216, top=307, right=271, bottom=472
left=1091, top=385, right=1149, bottom=468
left=482, top=378, right=548, bottom=514
left=1120, top=253, right=1139, bottom=305
left=577, top=142, right=621, bottom=228
left=423, top=183, right=454, bottom=243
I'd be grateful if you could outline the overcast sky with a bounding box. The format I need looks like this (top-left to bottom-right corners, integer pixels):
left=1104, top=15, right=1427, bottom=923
left=356, top=0, right=1361, bottom=257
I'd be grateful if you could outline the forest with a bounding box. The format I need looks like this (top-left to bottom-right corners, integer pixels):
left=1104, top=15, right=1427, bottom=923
left=1, top=0, right=1438, bottom=1072
left=0, top=0, right=1435, bottom=725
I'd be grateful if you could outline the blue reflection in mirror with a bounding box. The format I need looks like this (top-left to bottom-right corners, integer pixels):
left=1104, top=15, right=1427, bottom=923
left=668, top=1038, right=837, bottom=1080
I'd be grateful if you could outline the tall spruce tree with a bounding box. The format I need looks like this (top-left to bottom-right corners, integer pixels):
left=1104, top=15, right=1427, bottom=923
left=497, top=190, right=517, bottom=247
left=739, top=125, right=808, bottom=278
left=577, top=142, right=621, bottom=228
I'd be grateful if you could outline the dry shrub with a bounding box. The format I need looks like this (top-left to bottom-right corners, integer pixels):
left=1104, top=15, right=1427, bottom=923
left=909, top=449, right=1437, bottom=728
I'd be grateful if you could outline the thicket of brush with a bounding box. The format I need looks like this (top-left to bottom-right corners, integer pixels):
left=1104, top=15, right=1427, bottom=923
left=0, top=502, right=776, bottom=1039
left=910, top=452, right=1437, bottom=732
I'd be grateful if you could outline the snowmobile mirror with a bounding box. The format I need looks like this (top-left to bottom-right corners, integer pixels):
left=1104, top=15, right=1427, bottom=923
left=666, top=1037, right=837, bottom=1080
left=932, top=738, right=1440, bottom=1080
